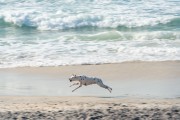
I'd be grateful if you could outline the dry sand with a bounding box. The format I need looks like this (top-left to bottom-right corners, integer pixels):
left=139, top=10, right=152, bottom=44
left=0, top=96, right=179, bottom=120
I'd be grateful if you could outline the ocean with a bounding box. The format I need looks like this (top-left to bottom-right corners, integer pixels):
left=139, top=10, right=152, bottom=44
left=0, top=0, right=180, bottom=68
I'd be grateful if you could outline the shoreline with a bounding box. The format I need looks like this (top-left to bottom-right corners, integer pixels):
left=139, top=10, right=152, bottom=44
left=0, top=61, right=180, bottom=97
left=1, top=61, right=180, bottom=80
left=1, top=60, right=180, bottom=74
left=1, top=60, right=180, bottom=68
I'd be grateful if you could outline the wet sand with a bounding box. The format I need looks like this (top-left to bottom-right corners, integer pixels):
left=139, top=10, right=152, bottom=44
left=0, top=61, right=180, bottom=97
left=1, top=61, right=180, bottom=80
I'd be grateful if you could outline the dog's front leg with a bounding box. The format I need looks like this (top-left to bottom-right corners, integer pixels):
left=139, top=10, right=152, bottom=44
left=69, top=82, right=79, bottom=87
left=72, top=83, right=82, bottom=92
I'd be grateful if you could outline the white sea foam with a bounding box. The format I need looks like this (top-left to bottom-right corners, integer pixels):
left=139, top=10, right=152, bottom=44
left=0, top=31, right=180, bottom=68
left=0, top=0, right=179, bottom=30
left=0, top=0, right=180, bottom=68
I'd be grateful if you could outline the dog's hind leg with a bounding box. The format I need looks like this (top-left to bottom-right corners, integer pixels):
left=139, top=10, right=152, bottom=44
left=97, top=82, right=112, bottom=93
left=72, top=84, right=82, bottom=92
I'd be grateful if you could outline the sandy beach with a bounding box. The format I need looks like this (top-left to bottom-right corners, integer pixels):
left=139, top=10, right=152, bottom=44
left=0, top=61, right=180, bottom=119
left=0, top=96, right=179, bottom=120
left=0, top=61, right=180, bottom=97
left=1, top=0, right=180, bottom=119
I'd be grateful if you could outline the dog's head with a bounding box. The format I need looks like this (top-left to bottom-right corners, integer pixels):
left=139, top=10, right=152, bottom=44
left=69, top=74, right=78, bottom=82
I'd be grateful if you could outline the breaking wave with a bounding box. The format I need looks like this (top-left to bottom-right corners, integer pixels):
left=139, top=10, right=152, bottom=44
left=0, top=0, right=180, bottom=68
left=0, top=14, right=179, bottom=31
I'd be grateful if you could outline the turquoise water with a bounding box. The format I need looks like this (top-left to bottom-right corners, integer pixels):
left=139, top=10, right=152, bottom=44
left=0, top=0, right=180, bottom=68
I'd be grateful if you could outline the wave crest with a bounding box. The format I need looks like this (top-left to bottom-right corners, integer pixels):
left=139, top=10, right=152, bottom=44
left=75, top=31, right=180, bottom=41
left=0, top=10, right=179, bottom=31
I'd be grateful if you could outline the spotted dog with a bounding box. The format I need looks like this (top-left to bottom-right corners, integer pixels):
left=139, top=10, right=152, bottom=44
left=69, top=74, right=112, bottom=93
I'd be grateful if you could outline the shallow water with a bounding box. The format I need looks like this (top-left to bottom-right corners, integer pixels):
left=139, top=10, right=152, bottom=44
left=0, top=0, right=180, bottom=67
left=0, top=71, right=179, bottom=98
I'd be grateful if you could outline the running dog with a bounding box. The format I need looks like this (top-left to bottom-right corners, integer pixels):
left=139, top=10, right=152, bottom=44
left=69, top=74, right=112, bottom=93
